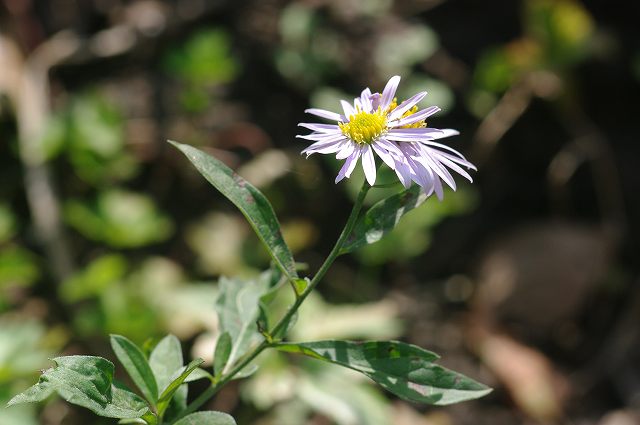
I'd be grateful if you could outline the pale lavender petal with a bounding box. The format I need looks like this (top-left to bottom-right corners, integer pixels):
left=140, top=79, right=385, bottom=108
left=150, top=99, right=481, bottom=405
left=296, top=132, right=345, bottom=142
left=305, top=108, right=344, bottom=122
left=361, top=88, right=373, bottom=112
left=433, top=149, right=477, bottom=170
left=386, top=129, right=445, bottom=142
left=431, top=150, right=474, bottom=182
left=336, top=141, right=356, bottom=160
left=353, top=97, right=362, bottom=111
left=414, top=145, right=457, bottom=190
left=432, top=168, right=444, bottom=199
left=341, top=100, right=356, bottom=118
left=381, top=75, right=401, bottom=111
left=298, top=123, right=342, bottom=133
left=362, top=145, right=377, bottom=186
left=391, top=106, right=441, bottom=127
left=376, top=138, right=405, bottom=158
left=301, top=139, right=347, bottom=157
left=335, top=148, right=362, bottom=183
left=394, top=159, right=413, bottom=188
left=413, top=160, right=436, bottom=197
left=420, top=139, right=472, bottom=161
left=371, top=141, right=396, bottom=169
left=387, top=91, right=427, bottom=121
left=427, top=128, right=460, bottom=139
left=370, top=93, right=382, bottom=110
left=387, top=128, right=444, bottom=136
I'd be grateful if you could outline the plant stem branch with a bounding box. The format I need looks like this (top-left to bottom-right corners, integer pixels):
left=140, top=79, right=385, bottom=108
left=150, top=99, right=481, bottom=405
left=175, top=180, right=370, bottom=422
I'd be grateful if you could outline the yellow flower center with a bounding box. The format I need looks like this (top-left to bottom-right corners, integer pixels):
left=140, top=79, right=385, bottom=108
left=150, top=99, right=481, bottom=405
left=339, top=109, right=386, bottom=145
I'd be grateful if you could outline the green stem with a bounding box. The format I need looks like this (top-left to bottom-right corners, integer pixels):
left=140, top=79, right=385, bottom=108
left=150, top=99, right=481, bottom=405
left=174, top=180, right=370, bottom=423
left=271, top=180, right=370, bottom=337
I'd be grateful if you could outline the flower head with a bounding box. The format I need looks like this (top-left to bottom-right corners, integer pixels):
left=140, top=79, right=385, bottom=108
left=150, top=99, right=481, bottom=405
left=298, top=76, right=476, bottom=199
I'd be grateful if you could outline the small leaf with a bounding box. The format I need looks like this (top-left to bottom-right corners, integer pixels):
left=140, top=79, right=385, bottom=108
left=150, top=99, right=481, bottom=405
left=7, top=356, right=148, bottom=419
left=110, top=335, right=159, bottom=406
left=149, top=335, right=183, bottom=394
left=215, top=273, right=272, bottom=373
left=169, top=141, right=298, bottom=281
left=173, top=411, right=237, bottom=425
left=231, top=364, right=258, bottom=380
left=275, top=340, right=491, bottom=405
left=213, top=332, right=232, bottom=378
left=291, top=278, right=309, bottom=296
left=156, top=359, right=204, bottom=417
left=341, top=186, right=427, bottom=254
left=184, top=368, right=214, bottom=383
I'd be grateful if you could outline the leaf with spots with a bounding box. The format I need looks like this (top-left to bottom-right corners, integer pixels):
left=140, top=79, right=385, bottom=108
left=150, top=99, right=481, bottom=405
left=6, top=356, right=148, bottom=419
left=274, top=340, right=491, bottom=405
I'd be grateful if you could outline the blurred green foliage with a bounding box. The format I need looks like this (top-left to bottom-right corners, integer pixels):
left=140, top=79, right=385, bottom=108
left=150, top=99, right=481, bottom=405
left=64, top=189, right=173, bottom=248
left=164, top=29, right=239, bottom=112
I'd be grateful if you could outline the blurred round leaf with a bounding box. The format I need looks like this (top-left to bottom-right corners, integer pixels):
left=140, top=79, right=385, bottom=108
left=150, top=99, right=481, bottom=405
left=64, top=189, right=173, bottom=248
left=0, top=246, right=39, bottom=289
left=0, top=203, right=16, bottom=243
left=164, top=29, right=238, bottom=86
left=60, top=254, right=128, bottom=303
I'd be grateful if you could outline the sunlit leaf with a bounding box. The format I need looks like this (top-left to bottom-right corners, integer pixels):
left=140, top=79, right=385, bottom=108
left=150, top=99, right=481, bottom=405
left=110, top=335, right=158, bottom=406
left=149, top=335, right=183, bottom=393
left=275, top=340, right=491, bottom=405
left=169, top=141, right=298, bottom=281
left=213, top=332, right=232, bottom=378
left=215, top=273, right=272, bottom=373
left=157, top=359, right=203, bottom=417
left=7, top=356, right=148, bottom=419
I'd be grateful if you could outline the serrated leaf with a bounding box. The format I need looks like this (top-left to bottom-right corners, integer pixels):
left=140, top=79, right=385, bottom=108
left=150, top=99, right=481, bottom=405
left=213, top=332, right=232, bottom=378
left=341, top=186, right=427, bottom=254
left=216, top=273, right=272, bottom=374
left=169, top=141, right=297, bottom=281
left=157, top=359, right=203, bottom=417
left=275, top=340, right=491, bottom=405
left=7, top=356, right=148, bottom=419
left=110, top=335, right=158, bottom=406
left=173, top=411, right=237, bottom=425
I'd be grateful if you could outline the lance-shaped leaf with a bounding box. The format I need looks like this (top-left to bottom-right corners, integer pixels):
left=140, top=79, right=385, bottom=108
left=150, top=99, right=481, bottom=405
left=275, top=340, right=491, bottom=405
left=341, top=186, right=427, bottom=254
left=149, top=334, right=192, bottom=421
left=110, top=335, right=158, bottom=406
left=169, top=141, right=298, bottom=281
left=156, top=359, right=203, bottom=417
left=213, top=332, right=232, bottom=378
left=216, top=273, right=272, bottom=374
left=173, top=411, right=237, bottom=425
left=7, top=356, right=148, bottom=419
left=149, top=335, right=183, bottom=394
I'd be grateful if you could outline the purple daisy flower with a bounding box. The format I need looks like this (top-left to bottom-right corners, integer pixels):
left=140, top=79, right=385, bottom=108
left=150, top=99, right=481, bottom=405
left=298, top=75, right=476, bottom=199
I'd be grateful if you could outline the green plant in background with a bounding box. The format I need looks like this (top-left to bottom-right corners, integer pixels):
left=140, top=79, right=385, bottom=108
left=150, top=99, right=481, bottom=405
left=470, top=0, right=594, bottom=115
left=8, top=77, right=490, bottom=424
left=164, top=29, right=239, bottom=113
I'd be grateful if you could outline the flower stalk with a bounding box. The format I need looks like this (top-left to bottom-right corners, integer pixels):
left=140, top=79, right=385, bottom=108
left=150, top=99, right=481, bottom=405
left=174, top=180, right=370, bottom=423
